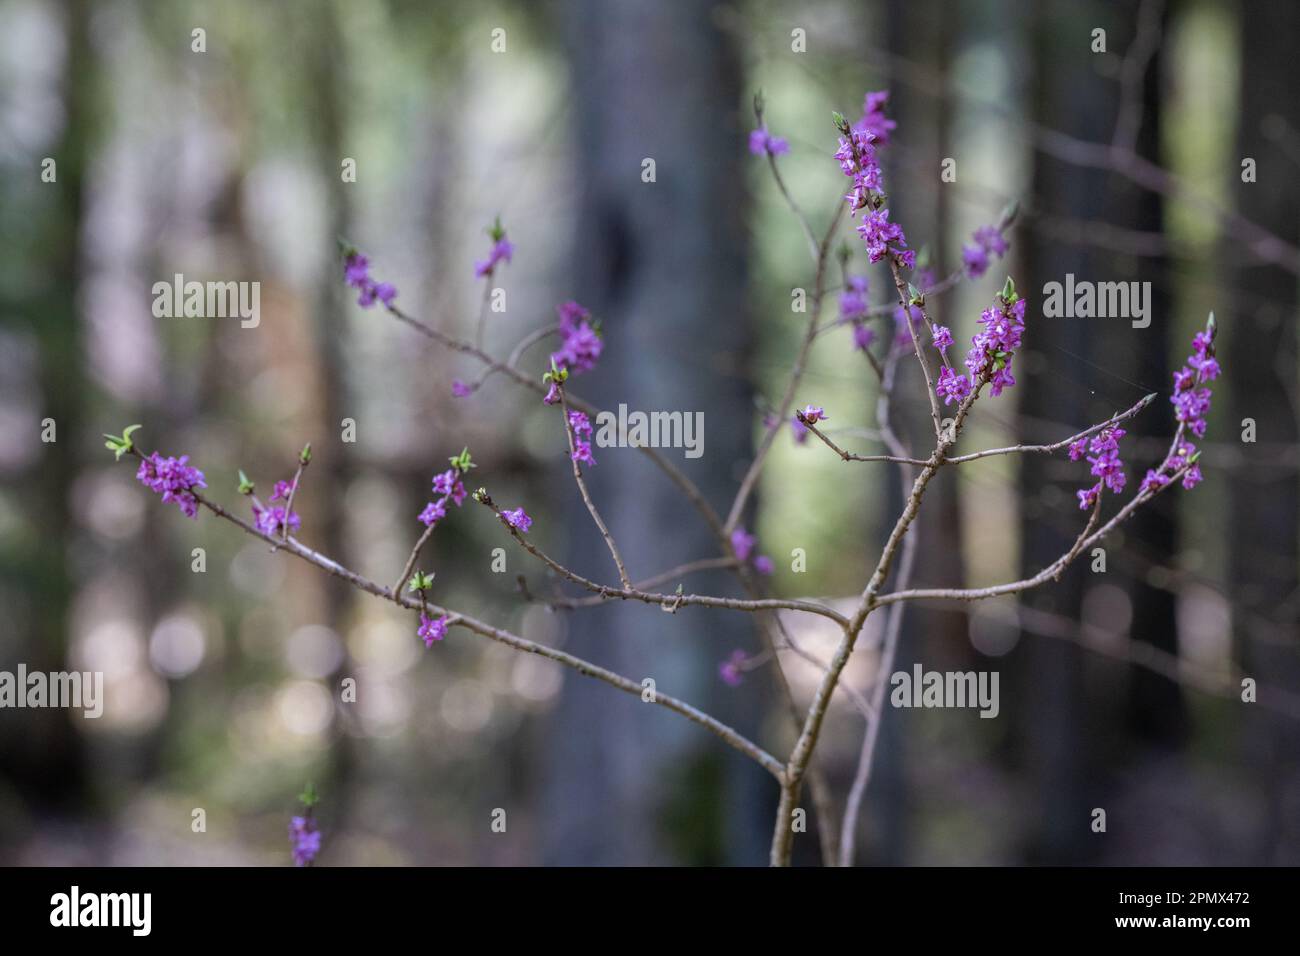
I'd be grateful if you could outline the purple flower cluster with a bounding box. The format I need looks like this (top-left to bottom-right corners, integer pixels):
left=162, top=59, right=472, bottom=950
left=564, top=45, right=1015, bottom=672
left=550, top=300, right=602, bottom=377
left=839, top=275, right=869, bottom=320
left=451, top=379, right=473, bottom=398
left=433, top=469, right=468, bottom=505
left=1172, top=330, right=1218, bottom=438
left=253, top=503, right=301, bottom=537
left=936, top=291, right=1027, bottom=406
left=418, top=612, right=450, bottom=647
left=1070, top=424, right=1128, bottom=509
left=935, top=366, right=972, bottom=405
left=502, top=507, right=532, bottom=533
left=748, top=127, right=790, bottom=156
left=961, top=225, right=1009, bottom=278
left=289, top=815, right=320, bottom=867
left=799, top=404, right=828, bottom=425
left=568, top=410, right=596, bottom=467
left=136, top=452, right=206, bottom=519
left=1140, top=436, right=1202, bottom=494
left=343, top=252, right=397, bottom=309
left=418, top=499, right=447, bottom=528
left=858, top=208, right=915, bottom=269
left=1139, top=326, right=1219, bottom=494
left=834, top=127, right=883, bottom=212
left=474, top=236, right=514, bottom=278
left=719, top=649, right=748, bottom=687
left=855, top=90, right=896, bottom=146
left=419, top=468, right=468, bottom=527
left=931, top=324, right=954, bottom=352
left=839, top=276, right=876, bottom=351
left=833, top=93, right=914, bottom=268
left=968, top=295, right=1026, bottom=396
left=730, top=527, right=774, bottom=576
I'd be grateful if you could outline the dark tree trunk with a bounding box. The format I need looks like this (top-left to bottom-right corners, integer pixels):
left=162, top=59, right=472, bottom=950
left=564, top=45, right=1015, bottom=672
left=0, top=0, right=94, bottom=828
left=1017, top=0, right=1121, bottom=864
left=541, top=0, right=760, bottom=864
left=1109, top=2, right=1185, bottom=751
left=1231, top=0, right=1300, bottom=865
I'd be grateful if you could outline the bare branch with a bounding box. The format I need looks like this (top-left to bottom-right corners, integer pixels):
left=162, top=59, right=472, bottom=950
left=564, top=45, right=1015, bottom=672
left=186, top=484, right=786, bottom=781
left=558, top=388, right=632, bottom=589
left=477, top=494, right=851, bottom=627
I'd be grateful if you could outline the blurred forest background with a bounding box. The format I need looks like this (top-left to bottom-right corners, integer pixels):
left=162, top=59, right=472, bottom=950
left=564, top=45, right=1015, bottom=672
left=1, top=0, right=1297, bottom=866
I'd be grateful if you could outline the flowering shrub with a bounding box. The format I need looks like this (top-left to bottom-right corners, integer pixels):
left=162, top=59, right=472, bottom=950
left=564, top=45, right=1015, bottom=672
left=116, top=91, right=1218, bottom=867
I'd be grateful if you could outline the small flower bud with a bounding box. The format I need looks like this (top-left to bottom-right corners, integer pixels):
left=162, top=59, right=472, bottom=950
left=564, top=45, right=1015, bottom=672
left=449, top=447, right=475, bottom=473
left=1000, top=275, right=1018, bottom=303
left=103, top=424, right=142, bottom=461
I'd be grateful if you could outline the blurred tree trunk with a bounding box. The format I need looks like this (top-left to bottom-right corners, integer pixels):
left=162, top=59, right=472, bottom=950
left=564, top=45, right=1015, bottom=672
left=0, top=0, right=94, bottom=822
left=542, top=0, right=761, bottom=864
left=304, top=0, right=361, bottom=836
left=1231, top=0, right=1300, bottom=864
left=1112, top=2, right=1184, bottom=749
left=1086, top=5, right=1190, bottom=754
left=867, top=0, right=959, bottom=866
left=1017, top=0, right=1120, bottom=864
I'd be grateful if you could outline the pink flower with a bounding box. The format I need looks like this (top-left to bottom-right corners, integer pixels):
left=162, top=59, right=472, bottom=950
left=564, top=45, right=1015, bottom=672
left=418, top=613, right=449, bottom=647
left=719, top=650, right=747, bottom=687
left=748, top=128, right=790, bottom=156
left=568, top=410, right=593, bottom=438
left=935, top=367, right=971, bottom=405
left=1077, top=483, right=1101, bottom=510
left=502, top=507, right=532, bottom=533
left=432, top=469, right=467, bottom=506
left=551, top=304, right=603, bottom=375
left=474, top=237, right=514, bottom=278
left=289, top=815, right=321, bottom=867
left=136, top=452, right=206, bottom=519
left=931, top=325, right=953, bottom=352
left=730, top=527, right=756, bottom=563
left=343, top=250, right=398, bottom=309
left=418, top=500, right=447, bottom=528
left=253, top=503, right=300, bottom=537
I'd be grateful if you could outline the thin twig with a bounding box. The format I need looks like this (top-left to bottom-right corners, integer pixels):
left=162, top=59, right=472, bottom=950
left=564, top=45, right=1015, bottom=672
left=477, top=494, right=851, bottom=627
left=179, top=479, right=785, bottom=781
left=558, top=387, right=632, bottom=589
left=530, top=556, right=739, bottom=608
left=796, top=412, right=929, bottom=465
left=384, top=302, right=728, bottom=541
